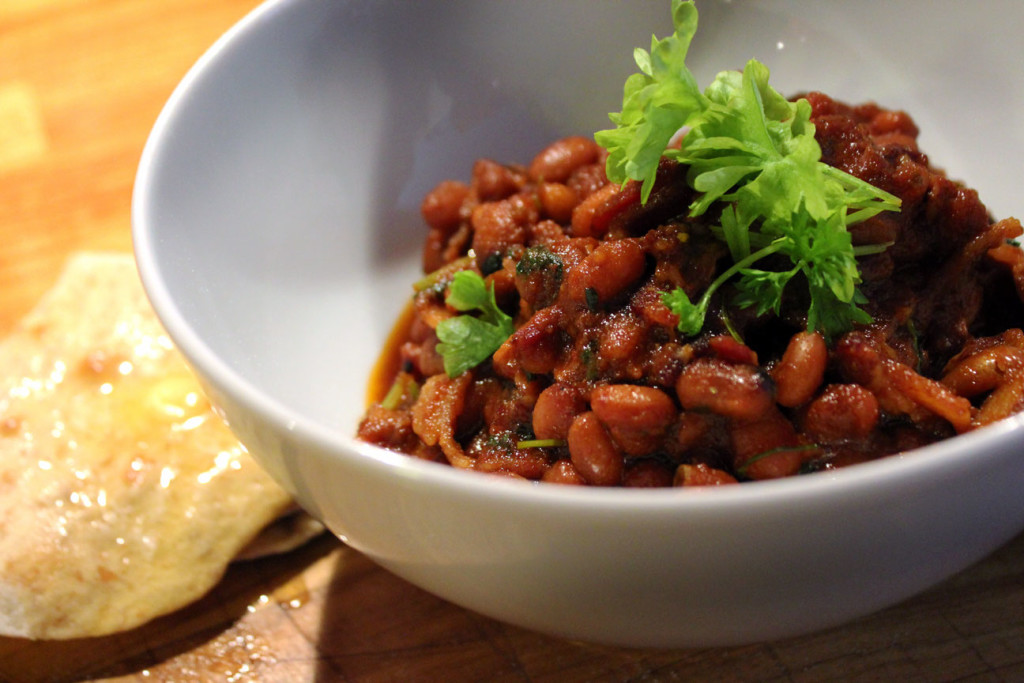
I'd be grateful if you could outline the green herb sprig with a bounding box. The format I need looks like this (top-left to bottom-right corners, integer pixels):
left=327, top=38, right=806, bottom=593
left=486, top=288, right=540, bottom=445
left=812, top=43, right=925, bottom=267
left=595, top=0, right=901, bottom=339
left=435, top=270, right=514, bottom=377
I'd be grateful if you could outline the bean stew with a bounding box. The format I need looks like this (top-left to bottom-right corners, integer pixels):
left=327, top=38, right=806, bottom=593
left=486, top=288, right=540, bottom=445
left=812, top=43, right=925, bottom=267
left=356, top=91, right=1024, bottom=487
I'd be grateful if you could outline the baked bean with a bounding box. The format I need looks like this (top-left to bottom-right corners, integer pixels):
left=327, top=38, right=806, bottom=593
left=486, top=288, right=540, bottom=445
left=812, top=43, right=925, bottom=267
left=530, top=219, right=569, bottom=246
left=532, top=383, right=587, bottom=441
left=676, top=358, right=775, bottom=420
left=537, top=182, right=578, bottom=224
left=708, top=335, right=758, bottom=365
left=570, top=183, right=621, bottom=237
left=622, top=460, right=674, bottom=487
left=470, top=196, right=536, bottom=261
left=492, top=306, right=564, bottom=378
left=674, top=463, right=738, bottom=486
left=591, top=384, right=676, bottom=435
left=564, top=238, right=646, bottom=307
left=801, top=384, right=880, bottom=441
left=633, top=284, right=679, bottom=329
left=421, top=180, right=470, bottom=234
left=730, top=409, right=807, bottom=480
left=598, top=312, right=647, bottom=362
left=675, top=411, right=713, bottom=453
left=567, top=162, right=610, bottom=201
left=548, top=236, right=598, bottom=273
left=567, top=411, right=623, bottom=486
left=772, top=331, right=828, bottom=407
left=422, top=228, right=448, bottom=273
left=541, top=459, right=586, bottom=485
left=472, top=159, right=522, bottom=201
left=869, top=109, right=919, bottom=138
left=591, top=383, right=676, bottom=456
left=528, top=136, right=599, bottom=184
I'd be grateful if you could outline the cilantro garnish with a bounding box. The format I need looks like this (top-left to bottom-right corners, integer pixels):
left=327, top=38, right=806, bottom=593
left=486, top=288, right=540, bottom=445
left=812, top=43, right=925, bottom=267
left=435, top=270, right=514, bottom=377
left=595, top=0, right=901, bottom=339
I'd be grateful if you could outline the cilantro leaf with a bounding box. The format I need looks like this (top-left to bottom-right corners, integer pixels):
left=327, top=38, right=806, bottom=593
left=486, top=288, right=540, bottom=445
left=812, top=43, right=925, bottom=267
left=599, top=0, right=902, bottom=340
left=594, top=0, right=705, bottom=203
left=662, top=287, right=707, bottom=338
left=435, top=270, right=514, bottom=377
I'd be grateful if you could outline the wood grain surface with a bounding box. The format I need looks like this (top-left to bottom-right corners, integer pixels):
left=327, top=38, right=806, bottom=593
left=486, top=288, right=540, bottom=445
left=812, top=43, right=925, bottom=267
left=1, top=1, right=1022, bottom=681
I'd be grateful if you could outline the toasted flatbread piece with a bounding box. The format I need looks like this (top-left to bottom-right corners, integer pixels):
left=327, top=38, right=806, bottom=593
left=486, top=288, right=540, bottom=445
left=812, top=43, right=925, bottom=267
left=0, top=252, right=303, bottom=639
left=235, top=507, right=325, bottom=561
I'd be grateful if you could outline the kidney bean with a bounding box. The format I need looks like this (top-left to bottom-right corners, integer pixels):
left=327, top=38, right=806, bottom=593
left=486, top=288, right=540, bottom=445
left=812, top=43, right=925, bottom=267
left=772, top=331, right=828, bottom=407
left=533, top=383, right=587, bottom=441
left=563, top=238, right=646, bottom=307
left=676, top=358, right=775, bottom=421
left=528, top=136, right=599, bottom=184
left=567, top=411, right=624, bottom=486
left=801, top=383, right=880, bottom=441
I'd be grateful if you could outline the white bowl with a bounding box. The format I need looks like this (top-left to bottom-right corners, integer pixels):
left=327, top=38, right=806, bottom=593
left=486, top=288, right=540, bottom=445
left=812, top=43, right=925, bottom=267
left=133, top=0, right=1024, bottom=647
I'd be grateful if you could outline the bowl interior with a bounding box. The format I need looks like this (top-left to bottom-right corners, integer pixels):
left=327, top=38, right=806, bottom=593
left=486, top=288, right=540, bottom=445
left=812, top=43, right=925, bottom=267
left=135, top=0, right=1024, bottom=460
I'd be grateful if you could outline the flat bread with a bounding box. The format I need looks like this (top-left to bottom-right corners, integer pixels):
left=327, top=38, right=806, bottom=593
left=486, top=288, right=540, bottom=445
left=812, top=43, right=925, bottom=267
left=234, top=507, right=325, bottom=561
left=0, top=252, right=313, bottom=639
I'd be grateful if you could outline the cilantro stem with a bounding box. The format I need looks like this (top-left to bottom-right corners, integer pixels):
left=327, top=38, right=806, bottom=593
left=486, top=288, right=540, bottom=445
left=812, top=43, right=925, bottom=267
left=736, top=444, right=820, bottom=477
left=517, top=439, right=566, bottom=449
left=380, top=373, right=419, bottom=410
left=412, top=255, right=474, bottom=293
left=666, top=239, right=786, bottom=336
left=852, top=241, right=894, bottom=257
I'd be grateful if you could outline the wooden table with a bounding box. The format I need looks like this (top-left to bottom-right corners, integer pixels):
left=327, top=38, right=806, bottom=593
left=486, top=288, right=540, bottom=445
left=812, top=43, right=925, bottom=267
left=1, top=1, right=1022, bottom=680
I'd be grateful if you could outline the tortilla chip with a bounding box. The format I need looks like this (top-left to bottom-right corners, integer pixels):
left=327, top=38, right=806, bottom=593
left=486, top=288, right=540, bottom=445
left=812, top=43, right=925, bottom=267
left=0, top=252, right=305, bottom=639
